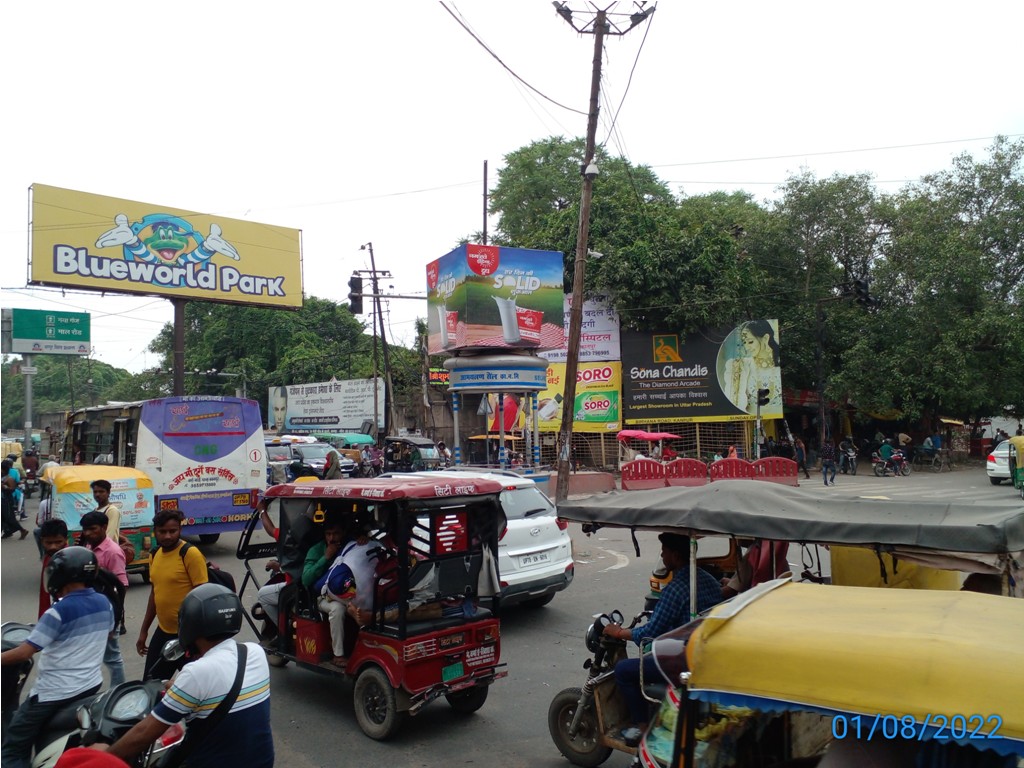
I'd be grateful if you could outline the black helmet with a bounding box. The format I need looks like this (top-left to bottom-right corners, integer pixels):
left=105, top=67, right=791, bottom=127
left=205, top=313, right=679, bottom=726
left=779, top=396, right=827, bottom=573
left=44, top=546, right=98, bottom=596
left=178, top=583, right=242, bottom=650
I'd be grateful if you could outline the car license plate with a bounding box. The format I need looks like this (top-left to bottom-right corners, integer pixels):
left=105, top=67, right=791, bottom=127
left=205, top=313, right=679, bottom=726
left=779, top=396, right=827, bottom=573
left=442, top=661, right=464, bottom=682
left=519, top=551, right=550, bottom=567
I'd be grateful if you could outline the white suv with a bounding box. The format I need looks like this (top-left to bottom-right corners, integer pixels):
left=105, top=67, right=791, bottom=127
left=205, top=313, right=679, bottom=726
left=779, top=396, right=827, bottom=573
left=393, top=469, right=574, bottom=607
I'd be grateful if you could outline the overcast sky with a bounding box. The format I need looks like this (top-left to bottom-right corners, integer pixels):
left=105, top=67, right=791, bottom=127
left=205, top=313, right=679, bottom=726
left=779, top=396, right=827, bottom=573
left=2, top=0, right=1021, bottom=375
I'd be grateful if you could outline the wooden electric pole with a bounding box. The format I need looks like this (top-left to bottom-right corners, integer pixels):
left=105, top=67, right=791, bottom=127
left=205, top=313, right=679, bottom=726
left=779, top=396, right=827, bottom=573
left=554, top=2, right=655, bottom=503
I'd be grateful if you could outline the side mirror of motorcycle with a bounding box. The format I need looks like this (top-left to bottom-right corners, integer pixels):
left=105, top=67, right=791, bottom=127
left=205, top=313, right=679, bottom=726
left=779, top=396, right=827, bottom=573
left=162, top=639, right=185, bottom=662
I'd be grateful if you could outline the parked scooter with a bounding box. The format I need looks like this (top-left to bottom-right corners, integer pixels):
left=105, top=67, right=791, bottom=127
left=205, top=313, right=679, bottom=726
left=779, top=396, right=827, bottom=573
left=839, top=446, right=858, bottom=475
left=549, top=610, right=665, bottom=767
left=2, top=621, right=183, bottom=767
left=872, top=449, right=911, bottom=477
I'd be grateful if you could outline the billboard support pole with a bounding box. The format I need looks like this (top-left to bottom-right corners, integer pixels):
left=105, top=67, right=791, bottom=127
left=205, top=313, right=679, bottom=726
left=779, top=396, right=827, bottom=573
left=23, top=354, right=33, bottom=453
left=173, top=299, right=186, bottom=396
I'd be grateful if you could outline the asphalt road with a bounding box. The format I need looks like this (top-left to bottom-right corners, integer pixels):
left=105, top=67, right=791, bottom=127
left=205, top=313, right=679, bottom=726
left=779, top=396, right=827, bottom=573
left=2, top=465, right=1018, bottom=767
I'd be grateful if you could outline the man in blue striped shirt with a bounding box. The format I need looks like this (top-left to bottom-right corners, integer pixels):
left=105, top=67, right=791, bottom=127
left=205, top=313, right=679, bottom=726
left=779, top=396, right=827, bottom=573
left=604, top=532, right=722, bottom=745
left=1, top=547, right=113, bottom=768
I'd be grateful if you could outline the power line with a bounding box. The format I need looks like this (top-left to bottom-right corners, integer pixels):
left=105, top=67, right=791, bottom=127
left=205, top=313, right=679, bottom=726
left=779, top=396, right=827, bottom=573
left=651, top=133, right=1024, bottom=169
left=600, top=14, right=653, bottom=148
left=438, top=1, right=587, bottom=116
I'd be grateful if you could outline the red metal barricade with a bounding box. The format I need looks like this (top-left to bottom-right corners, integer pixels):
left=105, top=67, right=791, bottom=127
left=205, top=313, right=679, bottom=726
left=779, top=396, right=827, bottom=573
left=752, top=456, right=800, bottom=487
left=664, top=458, right=708, bottom=487
left=620, top=458, right=667, bottom=490
left=709, top=458, right=757, bottom=482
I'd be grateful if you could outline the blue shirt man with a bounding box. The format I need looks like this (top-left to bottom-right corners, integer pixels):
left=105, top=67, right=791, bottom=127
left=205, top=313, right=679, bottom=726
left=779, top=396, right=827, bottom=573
left=605, top=532, right=722, bottom=744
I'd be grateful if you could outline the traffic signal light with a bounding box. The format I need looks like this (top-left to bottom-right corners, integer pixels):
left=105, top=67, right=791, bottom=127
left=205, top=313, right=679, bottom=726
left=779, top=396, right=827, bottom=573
left=853, top=278, right=871, bottom=306
left=348, top=274, right=363, bottom=314
left=757, top=388, right=770, bottom=407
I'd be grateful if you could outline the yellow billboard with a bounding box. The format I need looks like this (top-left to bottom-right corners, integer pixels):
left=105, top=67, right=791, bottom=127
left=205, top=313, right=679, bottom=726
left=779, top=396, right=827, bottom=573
left=538, top=362, right=622, bottom=433
left=30, top=184, right=303, bottom=308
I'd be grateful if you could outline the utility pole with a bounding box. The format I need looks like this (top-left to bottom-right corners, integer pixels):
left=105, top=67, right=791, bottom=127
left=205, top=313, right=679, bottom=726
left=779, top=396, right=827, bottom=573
left=360, top=243, right=395, bottom=438
left=553, top=2, right=655, bottom=503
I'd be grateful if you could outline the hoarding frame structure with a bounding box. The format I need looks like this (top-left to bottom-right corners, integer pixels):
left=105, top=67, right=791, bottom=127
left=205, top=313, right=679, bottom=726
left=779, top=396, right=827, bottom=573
left=28, top=184, right=304, bottom=310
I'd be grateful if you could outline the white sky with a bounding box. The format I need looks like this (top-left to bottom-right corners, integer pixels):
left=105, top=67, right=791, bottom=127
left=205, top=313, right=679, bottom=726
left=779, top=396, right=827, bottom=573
left=2, top=0, right=1021, bottom=374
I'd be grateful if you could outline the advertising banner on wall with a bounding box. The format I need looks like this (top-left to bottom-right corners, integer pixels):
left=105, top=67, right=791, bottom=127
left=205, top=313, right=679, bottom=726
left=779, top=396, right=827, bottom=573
left=541, top=294, right=620, bottom=363
left=621, top=320, right=782, bottom=424
left=268, top=378, right=384, bottom=433
left=426, top=243, right=565, bottom=354
left=30, top=184, right=303, bottom=308
left=537, top=362, right=622, bottom=433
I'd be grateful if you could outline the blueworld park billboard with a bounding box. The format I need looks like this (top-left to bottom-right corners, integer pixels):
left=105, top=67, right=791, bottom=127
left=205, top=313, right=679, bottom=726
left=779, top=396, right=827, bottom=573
left=621, top=320, right=783, bottom=424
left=29, top=184, right=303, bottom=308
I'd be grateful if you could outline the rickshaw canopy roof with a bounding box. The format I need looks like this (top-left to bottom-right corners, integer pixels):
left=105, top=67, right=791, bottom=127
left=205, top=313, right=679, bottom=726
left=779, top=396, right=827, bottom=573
left=49, top=465, right=154, bottom=494
left=685, top=580, right=1024, bottom=749
left=316, top=432, right=376, bottom=445
left=264, top=476, right=504, bottom=501
left=616, top=429, right=682, bottom=441
left=558, top=480, right=1024, bottom=555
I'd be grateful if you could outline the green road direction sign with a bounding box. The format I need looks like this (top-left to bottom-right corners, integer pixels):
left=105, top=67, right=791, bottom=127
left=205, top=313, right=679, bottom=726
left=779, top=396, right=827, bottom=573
left=9, top=308, right=91, bottom=355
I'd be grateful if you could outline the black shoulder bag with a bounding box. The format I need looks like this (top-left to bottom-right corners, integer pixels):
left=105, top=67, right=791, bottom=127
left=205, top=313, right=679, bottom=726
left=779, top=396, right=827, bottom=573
left=157, top=643, right=248, bottom=768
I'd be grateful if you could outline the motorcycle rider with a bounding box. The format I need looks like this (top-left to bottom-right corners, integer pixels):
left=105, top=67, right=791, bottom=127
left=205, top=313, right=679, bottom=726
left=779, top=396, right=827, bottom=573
left=601, top=533, right=722, bottom=746
left=100, top=583, right=274, bottom=768
left=878, top=438, right=898, bottom=474
left=1, top=547, right=114, bottom=768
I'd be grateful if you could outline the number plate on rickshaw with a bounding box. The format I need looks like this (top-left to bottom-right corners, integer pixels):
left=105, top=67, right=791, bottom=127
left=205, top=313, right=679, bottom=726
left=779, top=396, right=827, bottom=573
left=442, top=661, right=465, bottom=682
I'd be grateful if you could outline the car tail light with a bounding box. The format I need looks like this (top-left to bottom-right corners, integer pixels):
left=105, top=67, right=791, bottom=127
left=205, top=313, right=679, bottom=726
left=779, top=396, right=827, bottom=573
left=556, top=518, right=568, bottom=531
left=565, top=562, right=574, bottom=575
left=987, top=454, right=996, bottom=463
left=499, top=527, right=508, bottom=542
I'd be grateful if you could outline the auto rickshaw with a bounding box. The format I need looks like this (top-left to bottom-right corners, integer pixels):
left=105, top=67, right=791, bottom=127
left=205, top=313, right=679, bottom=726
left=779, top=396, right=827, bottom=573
left=383, top=435, right=443, bottom=473
left=235, top=476, right=508, bottom=740
left=48, top=465, right=155, bottom=581
left=641, top=579, right=1024, bottom=767
left=549, top=481, right=1024, bottom=767
left=1009, top=435, right=1024, bottom=500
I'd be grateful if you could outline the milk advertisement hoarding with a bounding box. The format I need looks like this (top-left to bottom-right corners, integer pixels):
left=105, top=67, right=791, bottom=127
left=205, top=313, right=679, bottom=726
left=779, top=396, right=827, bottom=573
left=426, top=244, right=565, bottom=354
left=537, top=362, right=622, bottom=433
left=621, top=320, right=782, bottom=424
left=541, top=295, right=620, bottom=363
left=30, top=184, right=303, bottom=308
left=268, top=378, right=384, bottom=433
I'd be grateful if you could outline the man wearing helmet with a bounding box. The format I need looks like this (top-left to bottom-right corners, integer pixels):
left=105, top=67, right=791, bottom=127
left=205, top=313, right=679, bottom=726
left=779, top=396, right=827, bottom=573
left=1, top=547, right=114, bottom=768
left=101, top=583, right=273, bottom=768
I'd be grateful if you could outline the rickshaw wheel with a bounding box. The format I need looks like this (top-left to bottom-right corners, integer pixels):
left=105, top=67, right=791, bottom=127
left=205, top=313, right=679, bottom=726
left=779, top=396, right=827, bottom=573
left=354, top=666, right=404, bottom=740
left=445, top=684, right=489, bottom=714
left=548, top=687, right=612, bottom=767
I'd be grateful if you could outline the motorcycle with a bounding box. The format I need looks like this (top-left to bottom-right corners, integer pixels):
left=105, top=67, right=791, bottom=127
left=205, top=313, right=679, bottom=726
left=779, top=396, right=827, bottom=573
left=549, top=610, right=666, bottom=767
left=839, top=446, right=858, bottom=475
left=2, top=622, right=183, bottom=767
left=872, top=449, right=911, bottom=477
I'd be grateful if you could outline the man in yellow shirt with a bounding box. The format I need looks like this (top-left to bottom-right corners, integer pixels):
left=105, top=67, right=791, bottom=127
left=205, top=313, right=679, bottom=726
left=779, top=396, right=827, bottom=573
left=136, top=509, right=208, bottom=680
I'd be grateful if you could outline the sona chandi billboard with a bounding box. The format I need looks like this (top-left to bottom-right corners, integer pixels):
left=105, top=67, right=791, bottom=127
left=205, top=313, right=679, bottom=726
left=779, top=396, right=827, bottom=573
left=29, top=184, right=303, bottom=308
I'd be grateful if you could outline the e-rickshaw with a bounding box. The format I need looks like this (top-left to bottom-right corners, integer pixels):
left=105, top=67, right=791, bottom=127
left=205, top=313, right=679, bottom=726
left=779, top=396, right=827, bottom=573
left=1009, top=435, right=1024, bottom=500
left=48, top=465, right=155, bottom=581
left=383, top=436, right=443, bottom=473
left=235, top=476, right=508, bottom=740
left=315, top=432, right=376, bottom=464
left=642, top=579, right=1024, bottom=767
left=550, top=481, right=1024, bottom=766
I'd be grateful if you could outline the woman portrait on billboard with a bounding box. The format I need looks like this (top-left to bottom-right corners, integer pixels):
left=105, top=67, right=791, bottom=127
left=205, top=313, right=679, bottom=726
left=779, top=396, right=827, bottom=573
left=718, top=319, right=781, bottom=415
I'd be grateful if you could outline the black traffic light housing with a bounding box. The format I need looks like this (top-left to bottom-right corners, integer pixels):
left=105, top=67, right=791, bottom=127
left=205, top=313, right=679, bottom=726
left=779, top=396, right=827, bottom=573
left=348, top=274, right=363, bottom=314
left=853, top=278, right=871, bottom=306
left=757, top=388, right=770, bottom=407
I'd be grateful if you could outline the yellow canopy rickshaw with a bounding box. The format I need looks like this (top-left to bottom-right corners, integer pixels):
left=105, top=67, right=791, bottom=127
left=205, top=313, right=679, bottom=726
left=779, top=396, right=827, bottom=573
left=48, top=465, right=155, bottom=580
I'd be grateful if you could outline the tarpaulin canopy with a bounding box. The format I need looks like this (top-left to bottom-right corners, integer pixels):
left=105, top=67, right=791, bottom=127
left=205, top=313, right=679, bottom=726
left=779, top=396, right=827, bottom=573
left=616, top=430, right=682, bottom=442
left=558, top=480, right=1024, bottom=555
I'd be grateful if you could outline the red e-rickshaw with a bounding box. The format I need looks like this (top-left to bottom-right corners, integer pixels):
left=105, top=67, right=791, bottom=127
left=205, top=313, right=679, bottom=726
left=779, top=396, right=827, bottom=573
left=235, top=476, right=508, bottom=740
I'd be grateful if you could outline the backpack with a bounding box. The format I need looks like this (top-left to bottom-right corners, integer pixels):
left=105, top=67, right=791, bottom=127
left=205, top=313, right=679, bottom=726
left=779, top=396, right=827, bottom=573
left=93, top=567, right=126, bottom=634
left=179, top=542, right=237, bottom=592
